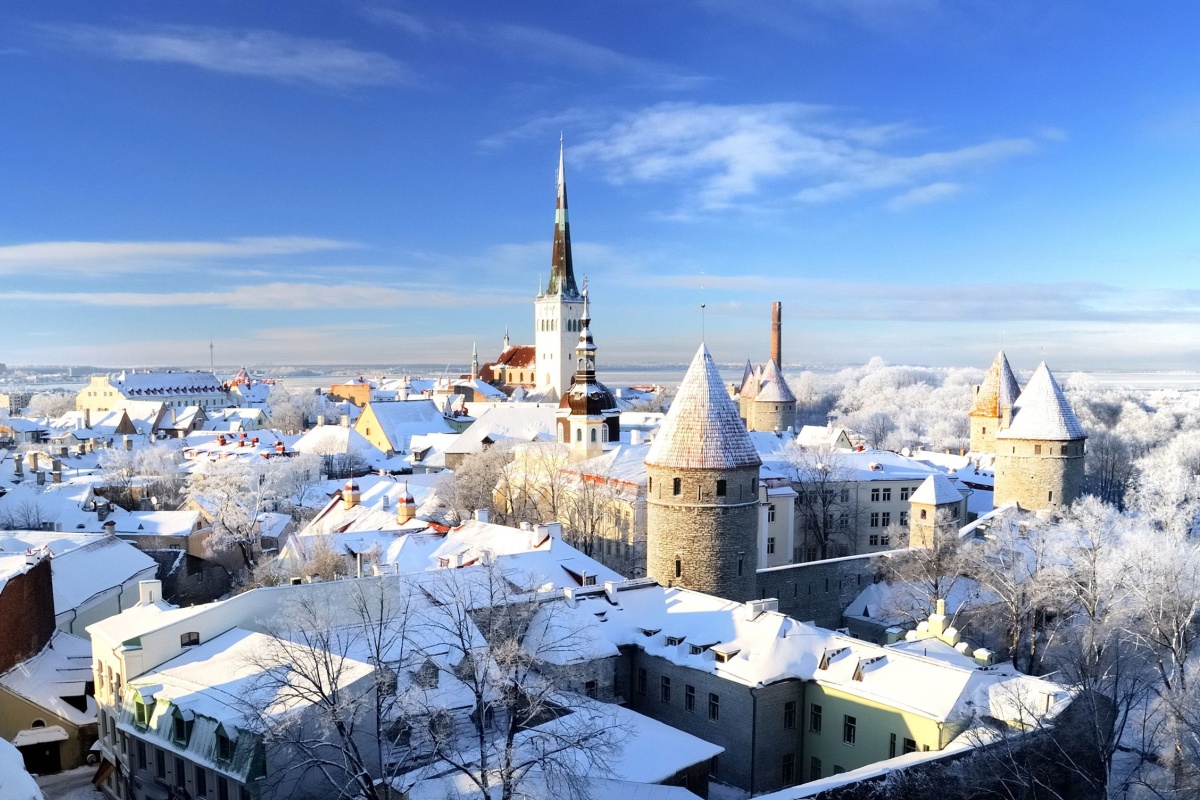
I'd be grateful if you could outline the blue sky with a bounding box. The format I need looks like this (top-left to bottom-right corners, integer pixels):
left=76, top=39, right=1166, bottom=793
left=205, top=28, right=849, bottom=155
left=3, top=2, right=1200, bottom=371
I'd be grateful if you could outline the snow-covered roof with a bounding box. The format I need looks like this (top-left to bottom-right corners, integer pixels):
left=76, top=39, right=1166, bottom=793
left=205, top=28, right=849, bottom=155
left=644, top=345, right=760, bottom=471
left=117, top=510, right=201, bottom=537
left=535, top=581, right=1040, bottom=724
left=444, top=406, right=557, bottom=455
left=109, top=370, right=225, bottom=397
left=753, top=359, right=797, bottom=404
left=0, top=738, right=43, bottom=800
left=360, top=400, right=454, bottom=453
left=49, top=535, right=158, bottom=616
left=910, top=473, right=967, bottom=506
left=970, top=350, right=1021, bottom=418
left=0, top=630, right=96, bottom=727
left=996, top=362, right=1086, bottom=441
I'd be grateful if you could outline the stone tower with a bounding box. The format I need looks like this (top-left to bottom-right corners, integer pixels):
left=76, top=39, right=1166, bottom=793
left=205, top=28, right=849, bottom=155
left=908, top=473, right=968, bottom=548
left=993, top=362, right=1086, bottom=511
left=969, top=350, right=1021, bottom=454
left=645, top=344, right=762, bottom=602
left=534, top=139, right=584, bottom=401
left=557, top=283, right=620, bottom=458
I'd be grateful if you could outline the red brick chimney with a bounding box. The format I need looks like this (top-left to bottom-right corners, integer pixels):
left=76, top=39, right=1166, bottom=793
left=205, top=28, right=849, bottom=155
left=771, top=301, right=782, bottom=368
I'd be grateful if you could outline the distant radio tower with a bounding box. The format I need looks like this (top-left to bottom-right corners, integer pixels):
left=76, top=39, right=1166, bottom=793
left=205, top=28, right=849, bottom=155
left=209, top=340, right=214, bottom=371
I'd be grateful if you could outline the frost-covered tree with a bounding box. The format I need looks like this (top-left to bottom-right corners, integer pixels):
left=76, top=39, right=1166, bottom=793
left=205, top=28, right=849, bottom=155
left=784, top=447, right=857, bottom=561
left=27, top=392, right=74, bottom=418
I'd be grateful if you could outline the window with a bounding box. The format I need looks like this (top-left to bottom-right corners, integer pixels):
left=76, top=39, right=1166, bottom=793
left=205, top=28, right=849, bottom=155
left=590, top=428, right=597, bottom=442
left=843, top=715, right=857, bottom=745
left=637, top=668, right=647, bottom=696
left=673, top=477, right=681, bottom=496
left=716, top=479, right=726, bottom=497
left=840, top=488, right=850, bottom=503
left=889, top=732, right=896, bottom=758
left=810, top=757, right=822, bottom=780
left=882, top=488, right=891, bottom=502
left=920, top=509, right=927, bottom=520
left=660, top=676, right=672, bottom=703
left=173, top=714, right=190, bottom=743
left=768, top=504, right=776, bottom=522
left=708, top=692, right=720, bottom=721
left=833, top=765, right=845, bottom=775
left=882, top=512, right=890, bottom=527
left=781, top=752, right=796, bottom=785
left=900, top=487, right=910, bottom=501
left=174, top=757, right=185, bottom=789
left=218, top=778, right=229, bottom=800
left=903, top=737, right=917, bottom=754
left=585, top=680, right=597, bottom=699
left=870, top=512, right=880, bottom=528
left=870, top=488, right=880, bottom=502
left=783, top=700, right=796, bottom=729
left=900, top=511, right=908, bottom=526
left=767, top=537, right=776, bottom=555
left=196, top=768, right=208, bottom=798
left=1034, top=444, right=1042, bottom=455
left=1049, top=490, right=1054, bottom=503
left=135, top=700, right=151, bottom=726
left=217, top=730, right=234, bottom=761
left=709, top=756, right=719, bottom=778
left=137, top=741, right=147, bottom=771
left=675, top=558, right=682, bottom=578
left=881, top=532, right=890, bottom=546
left=809, top=703, right=822, bottom=733
left=737, top=555, right=743, bottom=577
left=576, top=429, right=582, bottom=442
left=155, top=748, right=166, bottom=779
left=685, top=685, right=695, bottom=713
left=869, top=534, right=879, bottom=547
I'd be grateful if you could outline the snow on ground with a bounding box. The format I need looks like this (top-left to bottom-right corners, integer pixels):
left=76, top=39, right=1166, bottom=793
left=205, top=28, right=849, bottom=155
left=34, top=767, right=101, bottom=800
left=0, top=738, right=44, bottom=800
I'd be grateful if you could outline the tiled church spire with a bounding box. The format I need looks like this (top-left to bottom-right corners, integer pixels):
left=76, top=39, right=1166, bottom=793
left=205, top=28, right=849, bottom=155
left=545, top=136, right=580, bottom=298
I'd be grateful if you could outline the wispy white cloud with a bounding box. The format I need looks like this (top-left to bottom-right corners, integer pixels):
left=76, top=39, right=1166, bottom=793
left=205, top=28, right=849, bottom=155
left=43, top=24, right=410, bottom=88
left=488, top=24, right=706, bottom=90
left=358, top=8, right=432, bottom=38
left=0, top=281, right=525, bottom=309
left=886, top=181, right=964, bottom=211
left=565, top=102, right=1042, bottom=213
left=0, top=237, right=356, bottom=275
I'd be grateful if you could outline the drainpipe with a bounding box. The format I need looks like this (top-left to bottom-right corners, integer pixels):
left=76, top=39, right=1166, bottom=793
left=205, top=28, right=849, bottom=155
left=750, top=685, right=759, bottom=793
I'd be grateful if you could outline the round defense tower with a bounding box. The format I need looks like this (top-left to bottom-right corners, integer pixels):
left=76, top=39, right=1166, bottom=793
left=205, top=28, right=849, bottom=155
left=993, top=362, right=1086, bottom=511
left=645, top=344, right=762, bottom=602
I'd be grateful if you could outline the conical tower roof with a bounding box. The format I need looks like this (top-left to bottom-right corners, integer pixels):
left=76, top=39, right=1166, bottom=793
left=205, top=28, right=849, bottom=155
left=970, top=350, right=1021, bottom=418
left=646, top=345, right=761, bottom=470
left=753, top=358, right=797, bottom=404
left=996, top=362, right=1086, bottom=441
left=910, top=473, right=965, bottom=506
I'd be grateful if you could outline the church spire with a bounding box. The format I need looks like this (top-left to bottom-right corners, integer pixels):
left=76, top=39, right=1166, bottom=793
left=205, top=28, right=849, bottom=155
left=575, top=277, right=597, bottom=381
left=546, top=136, right=580, bottom=298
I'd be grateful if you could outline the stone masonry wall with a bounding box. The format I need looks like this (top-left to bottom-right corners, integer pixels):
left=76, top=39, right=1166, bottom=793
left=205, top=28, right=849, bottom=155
left=993, top=438, right=1085, bottom=511
left=647, top=465, right=759, bottom=602
left=757, top=553, right=887, bottom=630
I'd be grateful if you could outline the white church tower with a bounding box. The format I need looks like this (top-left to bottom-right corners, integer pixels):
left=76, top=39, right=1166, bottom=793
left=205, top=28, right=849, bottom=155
left=534, top=138, right=584, bottom=401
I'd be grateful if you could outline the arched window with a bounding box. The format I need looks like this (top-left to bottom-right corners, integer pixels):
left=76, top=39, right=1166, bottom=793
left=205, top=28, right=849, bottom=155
left=576, top=429, right=582, bottom=442
left=31, top=719, right=45, bottom=728
left=590, top=429, right=597, bottom=442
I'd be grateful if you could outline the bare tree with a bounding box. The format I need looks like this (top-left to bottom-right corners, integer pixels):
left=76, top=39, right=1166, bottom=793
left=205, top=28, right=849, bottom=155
left=1084, top=430, right=1137, bottom=509
left=405, top=560, right=628, bottom=800
left=882, top=509, right=968, bottom=625
left=784, top=447, right=857, bottom=561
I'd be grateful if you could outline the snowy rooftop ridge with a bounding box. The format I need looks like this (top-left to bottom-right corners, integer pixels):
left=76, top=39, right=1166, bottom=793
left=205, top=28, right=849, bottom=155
left=970, top=350, right=1020, bottom=418
left=645, top=344, right=761, bottom=471
left=996, top=362, right=1086, bottom=441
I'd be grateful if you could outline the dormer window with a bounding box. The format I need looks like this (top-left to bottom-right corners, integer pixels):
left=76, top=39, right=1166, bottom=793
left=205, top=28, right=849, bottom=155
left=666, top=636, right=686, bottom=647
left=181, top=632, right=200, bottom=647
left=216, top=727, right=236, bottom=761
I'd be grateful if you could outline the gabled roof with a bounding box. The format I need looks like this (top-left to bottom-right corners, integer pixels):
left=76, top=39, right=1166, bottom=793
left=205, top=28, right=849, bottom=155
left=970, top=351, right=1021, bottom=418
left=996, top=362, right=1086, bottom=441
left=645, top=345, right=760, bottom=471
left=361, top=400, right=455, bottom=453
left=910, top=473, right=966, bottom=506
